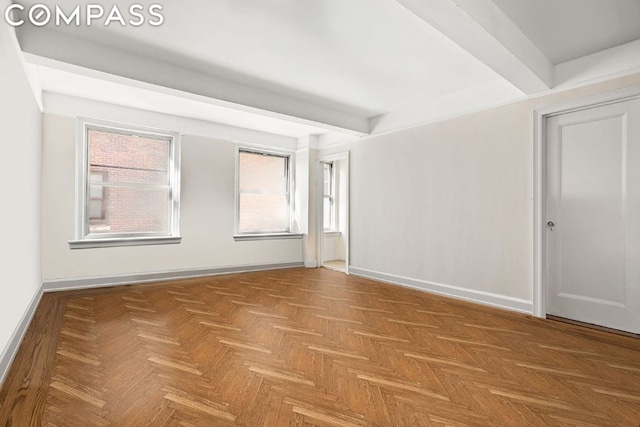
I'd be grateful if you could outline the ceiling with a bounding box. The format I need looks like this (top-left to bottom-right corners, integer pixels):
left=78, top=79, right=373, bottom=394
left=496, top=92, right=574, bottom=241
left=492, top=0, right=640, bottom=64
left=10, top=0, right=640, bottom=147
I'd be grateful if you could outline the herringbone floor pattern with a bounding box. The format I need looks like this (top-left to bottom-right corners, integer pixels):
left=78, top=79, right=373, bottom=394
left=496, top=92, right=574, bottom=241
left=1, top=268, right=639, bottom=426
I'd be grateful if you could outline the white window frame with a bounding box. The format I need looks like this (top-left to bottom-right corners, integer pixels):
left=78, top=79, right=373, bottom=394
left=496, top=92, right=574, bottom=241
left=69, top=118, right=182, bottom=249
left=234, top=146, right=301, bottom=241
left=323, top=161, right=338, bottom=233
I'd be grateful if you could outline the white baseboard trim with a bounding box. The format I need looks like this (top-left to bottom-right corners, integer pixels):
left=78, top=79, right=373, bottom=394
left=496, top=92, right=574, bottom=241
left=0, top=283, right=44, bottom=389
left=304, top=260, right=318, bottom=268
left=349, top=266, right=533, bottom=314
left=44, top=261, right=304, bottom=292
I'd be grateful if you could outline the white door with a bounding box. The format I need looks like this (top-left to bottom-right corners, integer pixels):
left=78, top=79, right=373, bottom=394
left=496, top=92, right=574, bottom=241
left=546, top=98, right=640, bottom=334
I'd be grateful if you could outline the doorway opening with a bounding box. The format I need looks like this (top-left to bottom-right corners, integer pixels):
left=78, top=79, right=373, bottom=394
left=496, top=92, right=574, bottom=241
left=317, top=153, right=349, bottom=274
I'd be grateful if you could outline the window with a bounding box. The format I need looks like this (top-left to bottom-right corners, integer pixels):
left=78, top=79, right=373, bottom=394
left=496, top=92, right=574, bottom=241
left=236, top=148, right=294, bottom=237
left=70, top=119, right=181, bottom=249
left=323, top=162, right=336, bottom=232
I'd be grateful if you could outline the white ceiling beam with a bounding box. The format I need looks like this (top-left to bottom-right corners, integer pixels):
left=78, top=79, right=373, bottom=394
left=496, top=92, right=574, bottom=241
left=396, top=0, right=553, bottom=94
left=554, top=39, right=640, bottom=89
left=43, top=92, right=300, bottom=150
left=17, top=27, right=369, bottom=136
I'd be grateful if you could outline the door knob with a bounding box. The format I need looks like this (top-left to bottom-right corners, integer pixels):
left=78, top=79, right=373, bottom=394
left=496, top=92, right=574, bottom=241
left=547, top=221, right=555, bottom=227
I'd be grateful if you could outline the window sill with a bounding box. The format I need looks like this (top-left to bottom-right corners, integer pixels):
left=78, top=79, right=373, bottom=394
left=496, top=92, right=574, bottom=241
left=234, top=233, right=303, bottom=242
left=69, top=236, right=182, bottom=249
left=323, top=231, right=342, bottom=237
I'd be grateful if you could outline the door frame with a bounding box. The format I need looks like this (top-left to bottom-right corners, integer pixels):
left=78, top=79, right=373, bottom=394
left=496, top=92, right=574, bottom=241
left=316, top=151, right=350, bottom=274
left=532, top=84, right=640, bottom=318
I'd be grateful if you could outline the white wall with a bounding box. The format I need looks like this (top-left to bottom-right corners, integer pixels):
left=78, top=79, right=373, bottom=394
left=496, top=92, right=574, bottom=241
left=0, top=22, right=42, bottom=380
left=321, top=72, right=640, bottom=310
left=336, top=158, right=348, bottom=260
left=321, top=233, right=345, bottom=262
left=42, top=113, right=303, bottom=281
left=301, top=146, right=318, bottom=267
left=294, top=148, right=309, bottom=235
left=322, top=234, right=337, bottom=262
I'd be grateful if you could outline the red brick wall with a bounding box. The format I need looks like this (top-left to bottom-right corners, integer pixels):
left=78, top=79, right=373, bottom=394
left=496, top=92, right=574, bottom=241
left=88, top=130, right=170, bottom=234
left=238, top=151, right=289, bottom=233
left=87, top=136, right=290, bottom=235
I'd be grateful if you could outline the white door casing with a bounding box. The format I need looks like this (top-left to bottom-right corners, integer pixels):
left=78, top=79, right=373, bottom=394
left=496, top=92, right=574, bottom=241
left=544, top=98, right=640, bottom=333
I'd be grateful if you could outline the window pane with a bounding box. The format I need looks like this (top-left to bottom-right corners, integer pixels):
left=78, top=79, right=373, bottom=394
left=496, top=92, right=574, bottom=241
left=324, top=163, right=331, bottom=195
left=239, top=193, right=288, bottom=233
left=238, top=151, right=289, bottom=233
left=88, top=130, right=169, bottom=185
left=89, top=186, right=169, bottom=234
left=324, top=197, right=332, bottom=230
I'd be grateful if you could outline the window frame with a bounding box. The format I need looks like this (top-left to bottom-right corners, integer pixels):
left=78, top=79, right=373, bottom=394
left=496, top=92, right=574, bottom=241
left=69, top=118, right=182, bottom=249
left=234, top=146, right=300, bottom=240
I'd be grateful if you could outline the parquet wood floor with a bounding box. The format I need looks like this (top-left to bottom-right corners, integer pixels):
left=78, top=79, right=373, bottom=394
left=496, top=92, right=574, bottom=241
left=1, top=268, right=639, bottom=426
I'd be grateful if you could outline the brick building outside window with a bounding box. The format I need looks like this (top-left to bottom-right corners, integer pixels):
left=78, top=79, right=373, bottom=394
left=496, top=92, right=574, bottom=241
left=70, top=119, right=181, bottom=249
